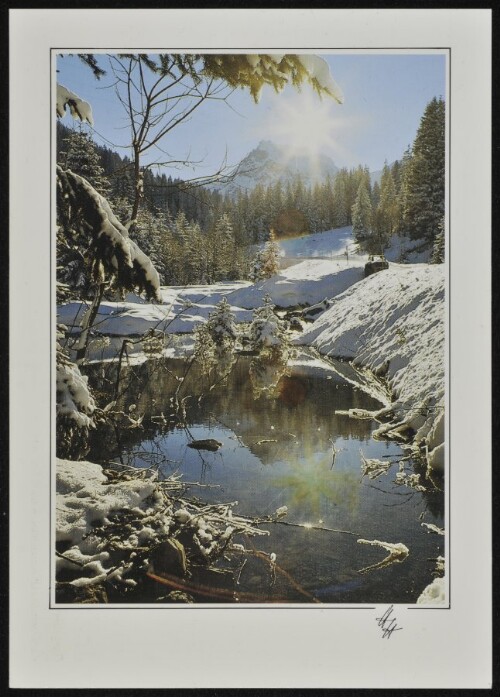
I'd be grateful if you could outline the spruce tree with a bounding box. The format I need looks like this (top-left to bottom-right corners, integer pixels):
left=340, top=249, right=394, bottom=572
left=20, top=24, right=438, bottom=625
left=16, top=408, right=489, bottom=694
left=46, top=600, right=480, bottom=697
left=404, top=97, right=445, bottom=242
left=431, top=217, right=445, bottom=263
left=248, top=295, right=292, bottom=399
left=379, top=162, right=399, bottom=236
left=250, top=230, right=281, bottom=281
left=58, top=127, right=111, bottom=197
left=352, top=182, right=373, bottom=247
left=194, top=297, right=238, bottom=383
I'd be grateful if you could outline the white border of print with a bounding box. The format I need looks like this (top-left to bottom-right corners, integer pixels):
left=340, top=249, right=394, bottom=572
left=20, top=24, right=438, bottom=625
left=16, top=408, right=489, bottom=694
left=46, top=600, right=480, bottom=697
left=10, top=8, right=491, bottom=689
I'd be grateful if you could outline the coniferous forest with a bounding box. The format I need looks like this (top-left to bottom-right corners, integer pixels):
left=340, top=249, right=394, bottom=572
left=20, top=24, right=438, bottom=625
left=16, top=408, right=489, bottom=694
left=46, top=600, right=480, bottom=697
left=57, top=93, right=444, bottom=296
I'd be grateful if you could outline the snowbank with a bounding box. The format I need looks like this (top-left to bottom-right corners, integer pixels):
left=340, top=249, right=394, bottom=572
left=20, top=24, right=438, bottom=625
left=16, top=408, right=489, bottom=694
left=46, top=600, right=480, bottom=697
left=58, top=299, right=253, bottom=337
left=56, top=458, right=171, bottom=588
left=56, top=458, right=268, bottom=597
left=57, top=261, right=366, bottom=343
left=298, top=265, right=445, bottom=470
left=57, top=459, right=160, bottom=546
left=417, top=576, right=446, bottom=605
left=226, top=259, right=366, bottom=309
left=274, top=227, right=432, bottom=265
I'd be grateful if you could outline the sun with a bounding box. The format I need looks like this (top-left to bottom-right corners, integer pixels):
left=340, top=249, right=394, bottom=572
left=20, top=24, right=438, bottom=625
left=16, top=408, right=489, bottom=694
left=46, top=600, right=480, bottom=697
left=263, top=91, right=340, bottom=166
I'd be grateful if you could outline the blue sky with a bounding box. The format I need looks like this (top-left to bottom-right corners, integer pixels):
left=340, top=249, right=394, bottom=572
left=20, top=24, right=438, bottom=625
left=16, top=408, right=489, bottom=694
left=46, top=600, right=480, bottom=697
left=56, top=52, right=446, bottom=176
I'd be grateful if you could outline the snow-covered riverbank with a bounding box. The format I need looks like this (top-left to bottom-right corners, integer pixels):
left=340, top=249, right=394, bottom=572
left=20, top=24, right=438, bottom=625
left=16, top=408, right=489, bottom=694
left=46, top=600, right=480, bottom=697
left=58, top=257, right=445, bottom=470
left=297, top=264, right=445, bottom=472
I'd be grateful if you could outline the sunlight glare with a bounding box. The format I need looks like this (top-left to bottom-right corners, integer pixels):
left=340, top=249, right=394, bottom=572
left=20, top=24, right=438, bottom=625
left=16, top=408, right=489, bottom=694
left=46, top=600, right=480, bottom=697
left=263, top=91, right=340, bottom=165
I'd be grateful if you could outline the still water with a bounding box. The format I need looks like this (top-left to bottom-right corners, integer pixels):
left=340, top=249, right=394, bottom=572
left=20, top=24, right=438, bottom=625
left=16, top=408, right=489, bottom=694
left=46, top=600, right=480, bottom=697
left=89, top=356, right=444, bottom=604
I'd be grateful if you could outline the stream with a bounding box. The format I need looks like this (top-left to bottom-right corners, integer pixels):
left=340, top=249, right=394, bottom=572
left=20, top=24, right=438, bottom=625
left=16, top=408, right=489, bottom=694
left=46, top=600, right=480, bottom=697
left=88, top=355, right=444, bottom=604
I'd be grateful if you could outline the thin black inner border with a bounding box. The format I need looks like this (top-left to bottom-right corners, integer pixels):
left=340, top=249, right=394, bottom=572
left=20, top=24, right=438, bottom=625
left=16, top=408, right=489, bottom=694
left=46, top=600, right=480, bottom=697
left=50, top=46, right=451, bottom=611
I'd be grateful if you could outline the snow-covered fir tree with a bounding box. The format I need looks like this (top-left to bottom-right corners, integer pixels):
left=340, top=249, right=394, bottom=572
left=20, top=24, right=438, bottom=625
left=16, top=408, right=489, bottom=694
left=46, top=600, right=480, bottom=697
left=378, top=161, right=399, bottom=236
left=194, top=297, right=238, bottom=383
left=248, top=295, right=293, bottom=398
left=58, top=126, right=111, bottom=197
left=250, top=230, right=281, bottom=281
left=57, top=129, right=114, bottom=298
left=56, top=326, right=96, bottom=458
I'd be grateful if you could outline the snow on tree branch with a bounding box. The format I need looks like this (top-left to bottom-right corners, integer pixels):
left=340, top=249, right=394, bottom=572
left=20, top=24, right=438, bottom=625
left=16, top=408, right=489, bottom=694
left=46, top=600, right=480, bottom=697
left=56, top=325, right=96, bottom=458
left=56, top=84, right=94, bottom=126
left=57, top=338, right=95, bottom=429
left=295, top=54, right=344, bottom=103
left=57, top=166, right=161, bottom=301
left=201, top=54, right=343, bottom=104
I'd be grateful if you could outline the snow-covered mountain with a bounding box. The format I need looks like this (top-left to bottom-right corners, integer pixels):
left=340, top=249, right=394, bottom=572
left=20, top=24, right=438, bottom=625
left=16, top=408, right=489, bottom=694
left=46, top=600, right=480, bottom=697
left=210, top=140, right=339, bottom=197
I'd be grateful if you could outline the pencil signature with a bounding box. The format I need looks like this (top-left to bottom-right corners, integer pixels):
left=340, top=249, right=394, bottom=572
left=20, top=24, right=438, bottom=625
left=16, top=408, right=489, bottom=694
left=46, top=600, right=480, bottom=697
left=376, top=605, right=403, bottom=639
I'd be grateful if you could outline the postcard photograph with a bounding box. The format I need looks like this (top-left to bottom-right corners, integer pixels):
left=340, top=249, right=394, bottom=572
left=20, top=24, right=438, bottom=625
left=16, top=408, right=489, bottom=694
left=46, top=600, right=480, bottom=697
left=53, top=49, right=447, bottom=607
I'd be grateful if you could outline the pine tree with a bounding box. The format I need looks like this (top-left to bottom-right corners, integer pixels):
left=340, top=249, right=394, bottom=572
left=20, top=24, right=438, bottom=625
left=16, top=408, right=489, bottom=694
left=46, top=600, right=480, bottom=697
left=58, top=126, right=111, bottom=197
left=211, top=213, right=236, bottom=281
left=378, top=162, right=399, bottom=236
left=398, top=146, right=413, bottom=234
left=248, top=295, right=292, bottom=398
left=250, top=230, right=281, bottom=281
left=404, top=97, right=445, bottom=241
left=431, top=217, right=445, bottom=263
left=352, top=182, right=372, bottom=246
left=194, top=297, right=238, bottom=383
left=333, top=168, right=351, bottom=227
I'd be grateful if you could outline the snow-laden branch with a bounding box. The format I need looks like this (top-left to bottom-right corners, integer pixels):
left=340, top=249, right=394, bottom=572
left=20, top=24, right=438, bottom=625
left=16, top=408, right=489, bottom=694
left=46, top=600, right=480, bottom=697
left=56, top=84, right=94, bottom=126
left=56, top=325, right=96, bottom=458
left=56, top=166, right=161, bottom=302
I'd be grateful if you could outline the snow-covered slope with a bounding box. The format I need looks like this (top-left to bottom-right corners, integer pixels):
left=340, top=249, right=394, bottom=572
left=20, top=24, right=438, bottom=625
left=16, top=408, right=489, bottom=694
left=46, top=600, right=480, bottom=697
left=298, top=265, right=445, bottom=471
left=277, top=226, right=361, bottom=260
left=58, top=297, right=253, bottom=337
left=276, top=226, right=431, bottom=264
left=226, top=259, right=366, bottom=309
left=210, top=140, right=339, bottom=196
left=383, top=234, right=433, bottom=264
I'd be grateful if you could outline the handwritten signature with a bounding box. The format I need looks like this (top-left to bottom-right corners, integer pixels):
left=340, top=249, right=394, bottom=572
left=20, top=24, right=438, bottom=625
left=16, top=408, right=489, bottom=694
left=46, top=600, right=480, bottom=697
left=376, top=605, right=403, bottom=639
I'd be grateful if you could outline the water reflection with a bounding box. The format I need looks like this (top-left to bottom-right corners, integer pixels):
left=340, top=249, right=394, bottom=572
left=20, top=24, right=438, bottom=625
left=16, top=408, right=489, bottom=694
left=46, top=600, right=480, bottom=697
left=271, top=456, right=359, bottom=521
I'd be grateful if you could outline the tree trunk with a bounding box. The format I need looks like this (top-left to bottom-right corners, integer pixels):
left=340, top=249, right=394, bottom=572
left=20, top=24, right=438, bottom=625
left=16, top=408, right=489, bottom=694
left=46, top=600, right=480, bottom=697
left=75, top=282, right=106, bottom=365
left=131, top=146, right=142, bottom=223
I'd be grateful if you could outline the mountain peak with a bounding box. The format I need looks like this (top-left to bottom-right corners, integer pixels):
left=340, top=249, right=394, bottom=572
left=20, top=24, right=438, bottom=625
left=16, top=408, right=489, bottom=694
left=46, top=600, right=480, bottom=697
left=210, top=139, right=339, bottom=197
left=256, top=139, right=281, bottom=155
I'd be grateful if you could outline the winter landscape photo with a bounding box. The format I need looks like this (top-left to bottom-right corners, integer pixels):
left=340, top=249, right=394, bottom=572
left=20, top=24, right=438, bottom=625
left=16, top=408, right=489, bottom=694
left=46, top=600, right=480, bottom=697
left=54, top=51, right=447, bottom=606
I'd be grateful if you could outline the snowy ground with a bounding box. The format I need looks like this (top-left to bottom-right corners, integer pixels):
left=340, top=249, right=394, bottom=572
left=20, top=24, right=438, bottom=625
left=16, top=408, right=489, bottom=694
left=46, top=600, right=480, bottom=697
left=57, top=259, right=366, bottom=336
left=274, top=226, right=432, bottom=265
left=276, top=226, right=361, bottom=261
left=226, top=259, right=366, bottom=309
left=58, top=282, right=253, bottom=337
